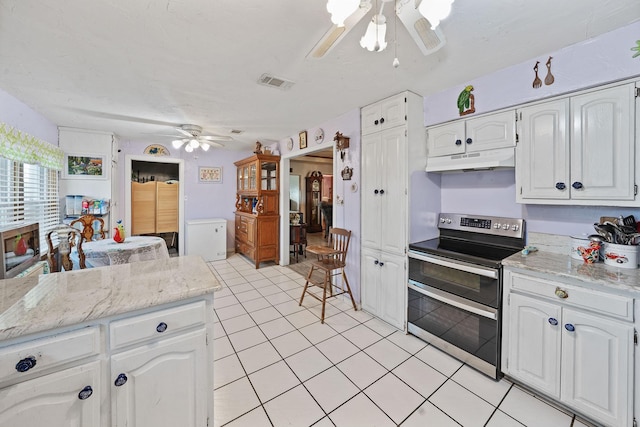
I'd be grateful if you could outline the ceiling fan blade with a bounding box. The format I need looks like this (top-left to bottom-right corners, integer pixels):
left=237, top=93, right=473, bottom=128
left=61, top=108, right=181, bottom=127
left=201, top=140, right=225, bottom=148
left=396, top=0, right=446, bottom=55
left=306, top=2, right=371, bottom=59
left=199, top=135, right=233, bottom=142
left=176, top=127, right=196, bottom=137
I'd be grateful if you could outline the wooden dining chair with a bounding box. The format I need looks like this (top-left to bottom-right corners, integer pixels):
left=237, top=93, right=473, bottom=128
left=70, top=215, right=106, bottom=242
left=46, top=225, right=86, bottom=272
left=298, top=227, right=357, bottom=323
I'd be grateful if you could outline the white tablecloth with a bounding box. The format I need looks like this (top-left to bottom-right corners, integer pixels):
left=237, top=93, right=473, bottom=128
left=81, top=236, right=170, bottom=268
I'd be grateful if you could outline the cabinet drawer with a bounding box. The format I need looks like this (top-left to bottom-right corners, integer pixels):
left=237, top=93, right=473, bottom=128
left=509, top=273, right=633, bottom=321
left=0, top=326, right=101, bottom=384
left=109, top=301, right=206, bottom=350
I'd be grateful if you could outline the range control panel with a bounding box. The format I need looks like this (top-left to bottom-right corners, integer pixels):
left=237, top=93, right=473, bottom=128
left=438, top=213, right=525, bottom=238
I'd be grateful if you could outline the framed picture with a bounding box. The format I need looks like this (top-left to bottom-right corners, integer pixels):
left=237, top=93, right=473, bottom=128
left=299, top=130, right=307, bottom=149
left=63, top=153, right=108, bottom=180
left=199, top=166, right=222, bottom=183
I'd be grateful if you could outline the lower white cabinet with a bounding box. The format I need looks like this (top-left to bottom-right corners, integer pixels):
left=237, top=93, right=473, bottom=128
left=361, top=248, right=405, bottom=330
left=111, top=329, right=208, bottom=427
left=504, top=270, right=634, bottom=427
left=0, top=361, right=101, bottom=427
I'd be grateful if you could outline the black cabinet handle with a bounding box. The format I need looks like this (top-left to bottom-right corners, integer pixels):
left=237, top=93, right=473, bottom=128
left=114, top=373, right=128, bottom=387
left=564, top=324, right=575, bottom=332
left=379, top=189, right=384, bottom=195
left=380, top=117, right=385, bottom=124
left=379, top=262, right=384, bottom=267
left=548, top=318, right=558, bottom=326
left=374, top=260, right=379, bottom=265
left=374, top=189, right=379, bottom=195
left=78, top=386, right=93, bottom=400
left=466, top=138, right=472, bottom=144
left=15, top=356, right=36, bottom=373
left=555, top=182, right=566, bottom=190
left=572, top=182, right=583, bottom=190
left=374, top=120, right=379, bottom=125
left=156, top=322, right=168, bottom=333
left=455, top=139, right=462, bottom=146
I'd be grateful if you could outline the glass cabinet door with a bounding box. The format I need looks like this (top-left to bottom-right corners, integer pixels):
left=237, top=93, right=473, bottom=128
left=261, top=161, right=277, bottom=190
left=249, top=164, right=257, bottom=190
left=242, top=166, right=249, bottom=190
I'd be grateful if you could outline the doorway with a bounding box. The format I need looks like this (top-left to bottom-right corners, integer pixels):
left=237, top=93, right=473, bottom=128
left=124, top=155, right=185, bottom=255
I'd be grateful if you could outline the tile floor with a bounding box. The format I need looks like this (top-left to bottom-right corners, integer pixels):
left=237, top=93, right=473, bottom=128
left=210, top=254, right=596, bottom=427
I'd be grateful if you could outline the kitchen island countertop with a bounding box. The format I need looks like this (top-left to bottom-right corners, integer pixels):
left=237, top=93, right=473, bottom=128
left=0, top=255, right=222, bottom=342
left=503, top=250, right=640, bottom=295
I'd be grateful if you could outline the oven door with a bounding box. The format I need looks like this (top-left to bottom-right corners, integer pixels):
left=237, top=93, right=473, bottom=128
left=408, top=250, right=500, bottom=308
left=407, top=283, right=500, bottom=378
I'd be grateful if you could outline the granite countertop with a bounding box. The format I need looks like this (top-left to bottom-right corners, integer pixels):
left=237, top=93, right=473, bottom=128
left=0, top=255, right=222, bottom=342
left=503, top=250, right=640, bottom=295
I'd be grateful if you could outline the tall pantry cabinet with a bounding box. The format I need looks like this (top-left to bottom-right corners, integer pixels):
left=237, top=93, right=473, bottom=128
left=360, top=91, right=424, bottom=330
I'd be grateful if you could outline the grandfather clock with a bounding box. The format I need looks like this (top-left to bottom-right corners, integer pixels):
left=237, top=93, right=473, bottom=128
left=305, top=172, right=323, bottom=233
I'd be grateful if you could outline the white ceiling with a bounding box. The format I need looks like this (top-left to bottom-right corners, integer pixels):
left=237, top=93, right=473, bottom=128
left=0, top=0, right=638, bottom=151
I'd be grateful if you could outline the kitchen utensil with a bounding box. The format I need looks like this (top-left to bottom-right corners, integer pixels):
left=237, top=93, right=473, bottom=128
left=532, top=61, right=542, bottom=89
left=544, top=56, right=555, bottom=85
left=621, top=215, right=636, bottom=227
left=593, top=223, right=614, bottom=243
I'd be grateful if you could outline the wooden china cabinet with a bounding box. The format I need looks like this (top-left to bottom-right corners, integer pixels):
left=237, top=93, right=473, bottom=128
left=234, top=154, right=280, bottom=268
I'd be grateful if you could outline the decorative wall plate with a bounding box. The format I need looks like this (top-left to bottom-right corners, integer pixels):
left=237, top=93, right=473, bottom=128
left=143, top=144, right=170, bottom=156
left=314, top=128, right=324, bottom=144
left=286, top=137, right=294, bottom=151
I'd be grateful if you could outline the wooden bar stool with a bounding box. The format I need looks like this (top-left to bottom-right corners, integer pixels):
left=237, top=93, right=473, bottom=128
left=298, top=227, right=357, bottom=323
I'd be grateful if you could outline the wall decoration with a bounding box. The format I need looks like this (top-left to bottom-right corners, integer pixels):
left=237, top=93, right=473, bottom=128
left=314, top=128, right=324, bottom=144
left=457, top=85, right=475, bottom=116
left=253, top=141, right=262, bottom=154
left=532, top=61, right=542, bottom=88
left=299, top=131, right=307, bottom=149
left=143, top=144, right=170, bottom=156
left=199, top=166, right=222, bottom=183
left=341, top=166, right=353, bottom=180
left=544, top=56, right=555, bottom=86
left=63, top=153, right=108, bottom=180
left=334, top=131, right=350, bottom=161
left=286, top=137, right=294, bottom=151
left=632, top=40, right=640, bottom=58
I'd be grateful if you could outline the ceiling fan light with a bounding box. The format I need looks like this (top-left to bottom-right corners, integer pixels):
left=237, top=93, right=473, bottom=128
left=172, top=139, right=185, bottom=149
left=189, top=139, right=200, bottom=149
left=360, top=14, right=387, bottom=52
left=185, top=144, right=194, bottom=153
left=200, top=143, right=210, bottom=151
left=418, top=0, right=454, bottom=29
left=326, top=0, right=360, bottom=27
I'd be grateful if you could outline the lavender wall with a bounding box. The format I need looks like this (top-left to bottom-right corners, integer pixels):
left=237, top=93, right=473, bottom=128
left=0, top=88, right=58, bottom=144
left=424, top=22, right=640, bottom=240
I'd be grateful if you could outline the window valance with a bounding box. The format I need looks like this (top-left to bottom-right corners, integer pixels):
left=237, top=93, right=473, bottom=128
left=0, top=122, right=64, bottom=171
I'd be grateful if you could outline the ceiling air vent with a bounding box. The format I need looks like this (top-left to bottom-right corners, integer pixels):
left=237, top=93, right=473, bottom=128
left=258, top=73, right=295, bottom=90
left=230, top=129, right=243, bottom=135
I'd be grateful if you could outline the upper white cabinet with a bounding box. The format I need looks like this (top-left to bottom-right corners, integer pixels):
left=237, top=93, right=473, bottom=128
left=427, top=110, right=516, bottom=157
left=516, top=83, right=636, bottom=205
left=361, top=94, right=408, bottom=135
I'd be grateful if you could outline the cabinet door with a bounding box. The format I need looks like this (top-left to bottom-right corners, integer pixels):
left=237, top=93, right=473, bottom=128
left=427, top=121, right=466, bottom=157
left=111, top=329, right=208, bottom=427
left=465, top=110, right=516, bottom=153
left=507, top=294, right=561, bottom=398
left=132, top=182, right=157, bottom=235
left=156, top=182, right=178, bottom=233
left=360, top=248, right=380, bottom=316
left=516, top=99, right=570, bottom=201
left=378, top=253, right=405, bottom=330
left=570, top=84, right=635, bottom=201
left=0, top=361, right=101, bottom=427
left=379, top=127, right=407, bottom=255
left=560, top=308, right=633, bottom=427
left=361, top=133, right=382, bottom=249
left=361, top=103, right=382, bottom=136
left=378, top=94, right=406, bottom=130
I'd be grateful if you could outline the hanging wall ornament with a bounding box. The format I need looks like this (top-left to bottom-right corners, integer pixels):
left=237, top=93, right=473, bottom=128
left=632, top=40, right=640, bottom=58
left=544, top=56, right=555, bottom=86
left=532, top=61, right=542, bottom=89
left=457, top=85, right=475, bottom=116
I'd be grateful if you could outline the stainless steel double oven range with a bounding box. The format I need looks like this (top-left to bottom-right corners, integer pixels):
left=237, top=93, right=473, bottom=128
left=408, top=213, right=525, bottom=379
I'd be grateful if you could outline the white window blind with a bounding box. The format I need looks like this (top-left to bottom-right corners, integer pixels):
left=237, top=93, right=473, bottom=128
left=0, top=158, right=59, bottom=253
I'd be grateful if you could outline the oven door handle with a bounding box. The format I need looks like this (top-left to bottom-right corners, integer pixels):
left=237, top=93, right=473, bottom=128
left=408, top=251, right=497, bottom=279
left=408, top=282, right=497, bottom=320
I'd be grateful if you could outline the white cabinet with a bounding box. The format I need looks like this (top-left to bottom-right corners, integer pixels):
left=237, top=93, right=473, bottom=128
left=360, top=91, right=423, bottom=331
left=427, top=110, right=515, bottom=157
left=503, top=270, right=634, bottom=427
left=0, top=361, right=101, bottom=427
left=111, top=330, right=207, bottom=427
left=516, top=83, right=636, bottom=205
left=361, top=94, right=408, bottom=135
left=361, top=249, right=405, bottom=330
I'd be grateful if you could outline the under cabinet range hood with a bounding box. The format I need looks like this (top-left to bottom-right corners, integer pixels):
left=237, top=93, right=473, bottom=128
left=425, top=147, right=515, bottom=173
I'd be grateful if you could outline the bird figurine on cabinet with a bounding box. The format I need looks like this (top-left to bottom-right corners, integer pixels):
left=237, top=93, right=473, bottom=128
left=457, top=85, right=475, bottom=116
left=113, top=220, right=126, bottom=243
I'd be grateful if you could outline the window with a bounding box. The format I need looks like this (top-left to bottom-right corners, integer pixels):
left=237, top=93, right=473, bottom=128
left=0, top=158, right=59, bottom=252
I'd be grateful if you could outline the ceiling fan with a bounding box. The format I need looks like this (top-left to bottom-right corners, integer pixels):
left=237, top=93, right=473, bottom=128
left=307, top=0, right=452, bottom=59
left=171, top=124, right=232, bottom=152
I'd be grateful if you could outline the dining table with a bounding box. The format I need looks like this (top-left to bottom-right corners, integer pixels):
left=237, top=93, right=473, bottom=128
left=81, top=235, right=170, bottom=268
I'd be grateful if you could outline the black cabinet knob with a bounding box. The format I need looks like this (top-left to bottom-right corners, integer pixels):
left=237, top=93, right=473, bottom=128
left=379, top=189, right=384, bottom=195
left=548, top=318, right=558, bottom=326
left=374, top=120, right=379, bottom=125
left=78, top=386, right=93, bottom=400
left=564, top=324, right=575, bottom=332
left=380, top=117, right=385, bottom=124
left=572, top=182, right=583, bottom=190
left=156, top=322, right=168, bottom=333
left=114, top=373, right=128, bottom=387
left=374, top=189, right=379, bottom=194
left=379, top=262, right=384, bottom=267
left=466, top=138, right=472, bottom=144
left=555, top=182, right=566, bottom=190
left=15, top=356, right=36, bottom=373
left=455, top=139, right=462, bottom=146
left=374, top=260, right=379, bottom=265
